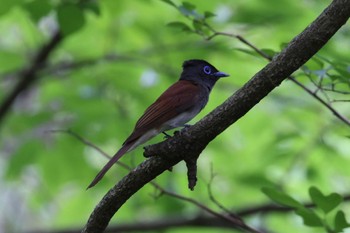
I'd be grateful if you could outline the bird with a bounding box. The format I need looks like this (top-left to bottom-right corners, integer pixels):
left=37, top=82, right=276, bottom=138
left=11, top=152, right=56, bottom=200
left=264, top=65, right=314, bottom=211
left=87, top=59, right=229, bottom=189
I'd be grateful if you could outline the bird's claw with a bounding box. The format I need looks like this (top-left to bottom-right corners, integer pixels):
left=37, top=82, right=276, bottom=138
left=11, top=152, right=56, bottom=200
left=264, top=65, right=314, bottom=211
left=162, top=132, right=172, bottom=139
left=174, top=124, right=191, bottom=136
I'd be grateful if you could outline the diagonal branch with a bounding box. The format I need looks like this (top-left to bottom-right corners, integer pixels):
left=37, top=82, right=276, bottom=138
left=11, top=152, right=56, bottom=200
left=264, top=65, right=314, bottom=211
left=0, top=31, right=62, bottom=125
left=204, top=12, right=350, bottom=127
left=53, top=129, right=261, bottom=232
left=27, top=194, right=350, bottom=233
left=288, top=77, right=350, bottom=125
left=83, top=1, right=350, bottom=232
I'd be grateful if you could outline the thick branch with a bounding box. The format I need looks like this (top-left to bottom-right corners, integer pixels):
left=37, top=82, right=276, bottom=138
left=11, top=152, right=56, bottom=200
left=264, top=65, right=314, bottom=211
left=30, top=216, right=263, bottom=233
left=54, top=130, right=260, bottom=232
left=0, top=31, right=62, bottom=125
left=29, top=194, right=350, bottom=233
left=83, top=1, right=350, bottom=232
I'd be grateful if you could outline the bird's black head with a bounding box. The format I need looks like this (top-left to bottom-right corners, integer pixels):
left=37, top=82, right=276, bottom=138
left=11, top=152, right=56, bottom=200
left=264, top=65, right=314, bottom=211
left=180, top=59, right=229, bottom=90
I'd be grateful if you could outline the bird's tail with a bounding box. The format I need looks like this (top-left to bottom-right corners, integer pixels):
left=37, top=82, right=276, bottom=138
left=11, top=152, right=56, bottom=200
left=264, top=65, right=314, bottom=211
left=86, top=143, right=132, bottom=189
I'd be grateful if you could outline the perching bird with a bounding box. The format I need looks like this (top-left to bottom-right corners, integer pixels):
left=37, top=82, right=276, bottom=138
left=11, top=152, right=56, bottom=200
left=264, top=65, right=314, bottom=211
left=87, top=59, right=229, bottom=188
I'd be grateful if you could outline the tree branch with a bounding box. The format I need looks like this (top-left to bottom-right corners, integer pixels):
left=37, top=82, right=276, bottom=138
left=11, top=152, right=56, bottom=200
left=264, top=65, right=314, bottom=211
left=29, top=194, right=350, bottom=233
left=53, top=129, right=261, bottom=232
left=0, top=31, right=62, bottom=125
left=150, top=182, right=262, bottom=233
left=288, top=77, right=350, bottom=125
left=29, top=216, right=263, bottom=233
left=204, top=13, right=350, bottom=127
left=83, top=1, right=350, bottom=232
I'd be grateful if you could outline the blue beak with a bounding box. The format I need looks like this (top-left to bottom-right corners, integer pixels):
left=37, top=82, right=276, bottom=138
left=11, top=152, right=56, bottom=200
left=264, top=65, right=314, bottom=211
left=213, top=71, right=229, bottom=78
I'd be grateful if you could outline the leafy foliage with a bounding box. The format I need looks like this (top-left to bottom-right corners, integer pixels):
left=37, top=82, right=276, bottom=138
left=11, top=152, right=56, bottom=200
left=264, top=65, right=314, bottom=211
left=264, top=186, right=350, bottom=232
left=0, top=0, right=349, bottom=233
left=57, top=3, right=86, bottom=36
left=309, top=186, right=342, bottom=214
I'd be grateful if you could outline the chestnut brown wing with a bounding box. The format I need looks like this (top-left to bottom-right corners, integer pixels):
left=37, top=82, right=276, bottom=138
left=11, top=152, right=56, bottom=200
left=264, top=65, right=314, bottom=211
left=123, top=80, right=201, bottom=144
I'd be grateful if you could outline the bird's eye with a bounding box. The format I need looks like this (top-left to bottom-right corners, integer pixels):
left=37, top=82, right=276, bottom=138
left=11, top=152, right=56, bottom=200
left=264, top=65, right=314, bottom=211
left=203, top=66, right=211, bottom=74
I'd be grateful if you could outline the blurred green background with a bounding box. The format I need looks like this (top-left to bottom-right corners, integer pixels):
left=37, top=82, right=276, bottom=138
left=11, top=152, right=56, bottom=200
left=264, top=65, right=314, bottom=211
left=0, top=0, right=349, bottom=232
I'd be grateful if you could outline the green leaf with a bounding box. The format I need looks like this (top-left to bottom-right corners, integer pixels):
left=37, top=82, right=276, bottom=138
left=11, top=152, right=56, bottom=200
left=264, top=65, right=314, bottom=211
left=204, top=11, right=216, bottom=18
left=238, top=173, right=275, bottom=187
left=261, top=187, right=302, bottom=208
left=334, top=210, right=350, bottom=232
left=279, top=42, right=289, bottom=50
left=0, top=0, right=21, bottom=16
left=192, top=20, right=202, bottom=32
left=182, top=2, right=196, bottom=11
left=309, top=186, right=343, bottom=214
left=0, top=51, right=25, bottom=73
left=167, top=21, right=192, bottom=32
left=334, top=67, right=350, bottom=82
left=261, top=48, right=277, bottom=57
left=327, top=74, right=344, bottom=82
left=234, top=48, right=259, bottom=57
left=295, top=208, right=323, bottom=227
left=57, top=4, right=86, bottom=36
left=81, top=1, right=100, bottom=15
left=304, top=57, right=324, bottom=71
left=160, top=0, right=177, bottom=8
left=179, top=2, right=203, bottom=20
left=23, top=0, right=52, bottom=23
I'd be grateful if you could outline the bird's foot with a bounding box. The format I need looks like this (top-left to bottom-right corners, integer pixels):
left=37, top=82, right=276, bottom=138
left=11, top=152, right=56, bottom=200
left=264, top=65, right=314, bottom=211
left=162, top=131, right=172, bottom=139
left=143, top=145, right=154, bottom=158
left=174, top=124, right=191, bottom=136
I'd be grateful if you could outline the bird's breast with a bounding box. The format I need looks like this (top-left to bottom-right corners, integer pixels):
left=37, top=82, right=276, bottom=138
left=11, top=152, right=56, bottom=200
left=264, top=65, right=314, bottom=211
left=161, top=105, right=203, bottom=131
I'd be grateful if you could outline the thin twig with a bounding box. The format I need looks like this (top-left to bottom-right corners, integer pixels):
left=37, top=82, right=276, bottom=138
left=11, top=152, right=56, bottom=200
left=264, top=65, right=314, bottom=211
left=51, top=129, right=261, bottom=233
left=205, top=31, right=271, bottom=60
left=0, top=31, right=62, bottom=125
left=49, top=129, right=131, bottom=170
left=302, top=70, right=332, bottom=102
left=83, top=2, right=350, bottom=231
left=323, top=88, right=350, bottom=94
left=331, top=99, right=350, bottom=103
left=289, top=77, right=350, bottom=125
left=207, top=164, right=235, bottom=216
left=151, top=182, right=263, bottom=233
left=202, top=24, right=350, bottom=127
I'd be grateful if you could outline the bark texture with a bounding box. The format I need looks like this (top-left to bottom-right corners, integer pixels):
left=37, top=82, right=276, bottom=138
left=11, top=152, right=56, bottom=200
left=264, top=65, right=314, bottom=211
left=82, top=1, right=350, bottom=232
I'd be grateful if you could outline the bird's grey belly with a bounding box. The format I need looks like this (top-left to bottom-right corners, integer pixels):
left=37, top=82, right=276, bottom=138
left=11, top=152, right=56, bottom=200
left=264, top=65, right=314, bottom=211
left=161, top=108, right=201, bottom=131
left=128, top=109, right=200, bottom=152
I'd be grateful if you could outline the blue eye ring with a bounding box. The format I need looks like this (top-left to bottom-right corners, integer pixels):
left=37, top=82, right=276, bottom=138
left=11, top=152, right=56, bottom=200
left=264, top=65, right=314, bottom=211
left=203, top=65, right=211, bottom=74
